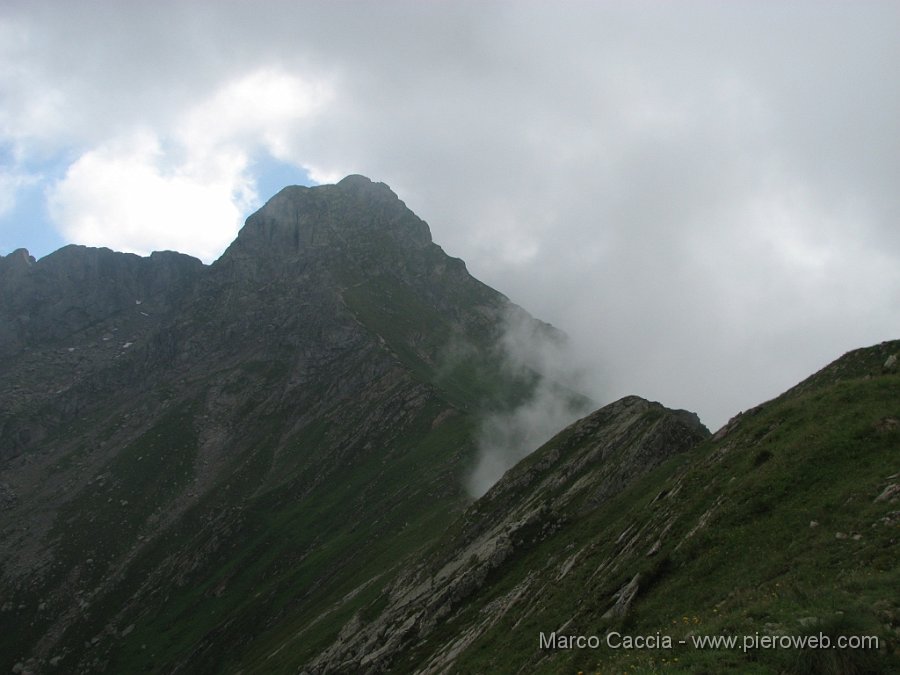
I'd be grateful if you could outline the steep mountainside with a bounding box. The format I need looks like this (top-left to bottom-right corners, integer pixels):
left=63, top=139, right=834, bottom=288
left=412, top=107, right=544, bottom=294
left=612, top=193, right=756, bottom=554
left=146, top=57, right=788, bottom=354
left=0, top=246, right=204, bottom=461
left=306, top=396, right=710, bottom=673
left=308, top=340, right=899, bottom=674
left=0, top=177, right=581, bottom=674
left=2, top=176, right=896, bottom=675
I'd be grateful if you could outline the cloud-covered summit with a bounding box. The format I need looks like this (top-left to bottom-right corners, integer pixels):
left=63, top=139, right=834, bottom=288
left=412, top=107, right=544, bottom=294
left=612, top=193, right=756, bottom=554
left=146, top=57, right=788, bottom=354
left=1, top=1, right=898, bottom=428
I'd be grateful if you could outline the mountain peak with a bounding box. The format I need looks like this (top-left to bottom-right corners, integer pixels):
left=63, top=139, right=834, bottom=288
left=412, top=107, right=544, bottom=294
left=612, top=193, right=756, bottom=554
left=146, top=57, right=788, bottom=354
left=0, top=248, right=36, bottom=274
left=336, top=173, right=377, bottom=189
left=224, top=176, right=432, bottom=266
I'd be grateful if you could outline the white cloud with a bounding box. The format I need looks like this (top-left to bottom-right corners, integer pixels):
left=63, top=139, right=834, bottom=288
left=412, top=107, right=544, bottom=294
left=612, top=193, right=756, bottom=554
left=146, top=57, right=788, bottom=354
left=47, top=130, right=251, bottom=261
left=467, top=307, right=592, bottom=498
left=45, top=67, right=333, bottom=262
left=0, top=17, right=67, bottom=156
left=4, top=1, right=900, bottom=433
left=175, top=68, right=333, bottom=162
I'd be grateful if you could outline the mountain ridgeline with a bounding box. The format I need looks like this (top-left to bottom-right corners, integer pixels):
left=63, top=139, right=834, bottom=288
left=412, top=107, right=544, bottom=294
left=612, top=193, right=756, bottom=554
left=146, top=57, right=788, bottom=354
left=0, top=175, right=581, bottom=673
left=1, top=176, right=897, bottom=674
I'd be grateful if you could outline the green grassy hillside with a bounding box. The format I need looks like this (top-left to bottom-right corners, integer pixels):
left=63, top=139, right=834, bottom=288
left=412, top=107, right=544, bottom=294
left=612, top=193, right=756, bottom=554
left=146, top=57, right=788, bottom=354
left=312, top=340, right=899, bottom=674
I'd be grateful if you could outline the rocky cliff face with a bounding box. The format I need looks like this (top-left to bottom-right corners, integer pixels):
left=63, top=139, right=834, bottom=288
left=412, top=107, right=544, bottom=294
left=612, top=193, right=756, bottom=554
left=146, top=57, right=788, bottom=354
left=0, top=245, right=203, bottom=462
left=0, top=245, right=203, bottom=358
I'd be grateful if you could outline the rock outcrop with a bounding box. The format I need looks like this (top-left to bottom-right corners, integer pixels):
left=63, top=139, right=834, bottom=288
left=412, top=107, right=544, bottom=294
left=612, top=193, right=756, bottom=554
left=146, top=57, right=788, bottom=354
left=306, top=396, right=709, bottom=673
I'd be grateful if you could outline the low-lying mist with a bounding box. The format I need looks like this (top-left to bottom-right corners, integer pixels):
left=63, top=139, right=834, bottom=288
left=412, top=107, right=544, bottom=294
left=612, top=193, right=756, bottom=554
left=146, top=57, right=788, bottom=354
left=465, top=307, right=595, bottom=498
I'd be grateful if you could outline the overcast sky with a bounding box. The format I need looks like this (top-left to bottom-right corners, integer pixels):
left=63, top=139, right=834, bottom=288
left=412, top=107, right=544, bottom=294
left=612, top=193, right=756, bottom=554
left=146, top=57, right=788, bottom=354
left=1, top=1, right=898, bottom=429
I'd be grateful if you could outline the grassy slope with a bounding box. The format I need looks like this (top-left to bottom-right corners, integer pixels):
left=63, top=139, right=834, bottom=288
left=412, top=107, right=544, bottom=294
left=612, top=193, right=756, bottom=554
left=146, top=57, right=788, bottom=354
left=103, top=289, right=493, bottom=672
left=100, top=398, right=475, bottom=674
left=1, top=264, right=540, bottom=673
left=341, top=272, right=537, bottom=412
left=387, top=341, right=900, bottom=674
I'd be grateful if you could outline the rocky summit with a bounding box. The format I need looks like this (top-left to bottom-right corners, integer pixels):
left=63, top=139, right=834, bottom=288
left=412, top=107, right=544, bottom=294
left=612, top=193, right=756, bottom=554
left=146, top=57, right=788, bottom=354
left=1, top=176, right=898, bottom=674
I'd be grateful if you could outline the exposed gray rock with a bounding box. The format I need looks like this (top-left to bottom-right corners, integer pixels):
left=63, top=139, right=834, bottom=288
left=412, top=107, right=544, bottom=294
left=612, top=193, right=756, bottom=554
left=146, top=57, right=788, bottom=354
left=0, top=245, right=203, bottom=359
left=602, top=573, right=642, bottom=619
left=875, top=484, right=900, bottom=503
left=0, top=482, right=16, bottom=510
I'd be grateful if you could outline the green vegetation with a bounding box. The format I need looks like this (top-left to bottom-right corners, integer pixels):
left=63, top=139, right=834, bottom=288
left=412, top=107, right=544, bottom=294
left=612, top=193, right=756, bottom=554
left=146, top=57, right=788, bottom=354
left=389, top=348, right=899, bottom=674
left=50, top=402, right=200, bottom=580
left=76, top=391, right=478, bottom=673
left=342, top=272, right=540, bottom=412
